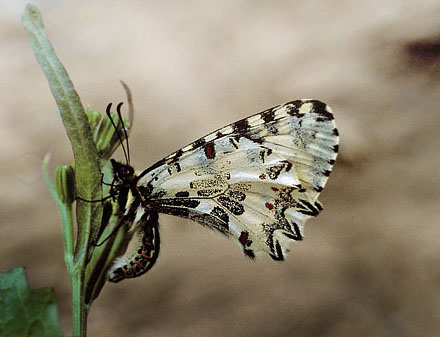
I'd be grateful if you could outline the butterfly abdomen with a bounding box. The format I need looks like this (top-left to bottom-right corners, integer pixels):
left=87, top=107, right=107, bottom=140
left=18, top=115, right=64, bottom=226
left=108, top=211, right=160, bottom=283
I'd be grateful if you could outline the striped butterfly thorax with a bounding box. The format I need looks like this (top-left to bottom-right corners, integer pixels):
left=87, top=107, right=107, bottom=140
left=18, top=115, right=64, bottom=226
left=107, top=99, right=339, bottom=282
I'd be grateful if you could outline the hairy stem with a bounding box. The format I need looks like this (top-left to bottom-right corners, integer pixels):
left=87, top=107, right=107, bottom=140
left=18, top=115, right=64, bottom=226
left=22, top=4, right=104, bottom=336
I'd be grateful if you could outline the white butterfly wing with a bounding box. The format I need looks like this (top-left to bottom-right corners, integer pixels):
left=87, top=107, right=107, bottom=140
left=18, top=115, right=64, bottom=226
left=136, top=100, right=339, bottom=259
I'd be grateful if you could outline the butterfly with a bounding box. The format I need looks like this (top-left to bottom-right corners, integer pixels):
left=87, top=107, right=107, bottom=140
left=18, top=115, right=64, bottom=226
left=104, top=99, right=339, bottom=282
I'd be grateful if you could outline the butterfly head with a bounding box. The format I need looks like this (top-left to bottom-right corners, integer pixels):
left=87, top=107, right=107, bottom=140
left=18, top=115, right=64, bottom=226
left=111, top=158, right=135, bottom=183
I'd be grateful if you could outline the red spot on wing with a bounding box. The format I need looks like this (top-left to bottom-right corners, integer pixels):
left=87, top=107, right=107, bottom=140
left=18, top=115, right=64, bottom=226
left=259, top=173, right=266, bottom=180
left=204, top=141, right=216, bottom=159
left=271, top=187, right=279, bottom=192
left=265, top=202, right=274, bottom=210
left=239, top=231, right=249, bottom=246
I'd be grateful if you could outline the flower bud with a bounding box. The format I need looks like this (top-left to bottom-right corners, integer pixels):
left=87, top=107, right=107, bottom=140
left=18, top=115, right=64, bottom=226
left=54, top=165, right=75, bottom=204
left=85, top=107, right=102, bottom=134
left=95, top=114, right=116, bottom=155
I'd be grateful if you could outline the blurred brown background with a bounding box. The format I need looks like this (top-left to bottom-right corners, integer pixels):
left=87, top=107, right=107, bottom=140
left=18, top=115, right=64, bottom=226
left=1, top=1, right=440, bottom=336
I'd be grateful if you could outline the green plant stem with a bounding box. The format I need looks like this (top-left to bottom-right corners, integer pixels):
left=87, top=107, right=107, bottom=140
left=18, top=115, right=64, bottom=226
left=42, top=155, right=74, bottom=277
left=21, top=4, right=103, bottom=258
left=72, top=268, right=87, bottom=336
left=63, top=206, right=74, bottom=274
left=23, top=5, right=137, bottom=335
left=22, top=4, right=104, bottom=336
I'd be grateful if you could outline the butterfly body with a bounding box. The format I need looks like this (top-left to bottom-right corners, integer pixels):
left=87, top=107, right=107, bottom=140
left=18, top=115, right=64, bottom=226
left=106, top=159, right=160, bottom=283
left=107, top=99, right=339, bottom=282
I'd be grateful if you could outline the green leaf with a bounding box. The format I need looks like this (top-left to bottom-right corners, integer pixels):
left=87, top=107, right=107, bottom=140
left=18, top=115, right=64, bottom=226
left=0, top=268, right=62, bottom=337
left=22, top=3, right=103, bottom=264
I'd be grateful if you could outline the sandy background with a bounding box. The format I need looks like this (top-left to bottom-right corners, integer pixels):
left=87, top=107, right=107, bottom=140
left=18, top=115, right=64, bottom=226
left=1, top=1, right=440, bottom=336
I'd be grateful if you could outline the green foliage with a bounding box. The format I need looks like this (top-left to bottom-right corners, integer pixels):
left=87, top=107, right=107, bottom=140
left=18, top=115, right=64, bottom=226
left=0, top=268, right=62, bottom=337
left=21, top=4, right=135, bottom=336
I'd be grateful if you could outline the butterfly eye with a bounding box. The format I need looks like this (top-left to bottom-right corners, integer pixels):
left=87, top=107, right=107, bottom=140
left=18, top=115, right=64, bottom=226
left=119, top=166, right=133, bottom=178
left=118, top=167, right=128, bottom=177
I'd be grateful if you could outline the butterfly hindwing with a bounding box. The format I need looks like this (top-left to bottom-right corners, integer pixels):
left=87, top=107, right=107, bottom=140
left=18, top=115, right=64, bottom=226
left=134, top=99, right=339, bottom=260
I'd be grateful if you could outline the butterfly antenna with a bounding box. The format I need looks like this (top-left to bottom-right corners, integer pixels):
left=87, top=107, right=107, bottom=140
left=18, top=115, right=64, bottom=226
left=116, top=102, right=130, bottom=164
left=106, top=103, right=129, bottom=164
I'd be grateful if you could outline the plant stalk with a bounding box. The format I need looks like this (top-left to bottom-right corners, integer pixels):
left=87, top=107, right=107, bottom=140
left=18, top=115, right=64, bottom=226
left=72, top=268, right=87, bottom=336
left=22, top=5, right=103, bottom=336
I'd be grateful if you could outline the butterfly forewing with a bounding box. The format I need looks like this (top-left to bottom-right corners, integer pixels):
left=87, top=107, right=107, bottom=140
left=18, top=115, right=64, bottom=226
left=133, top=99, right=339, bottom=260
